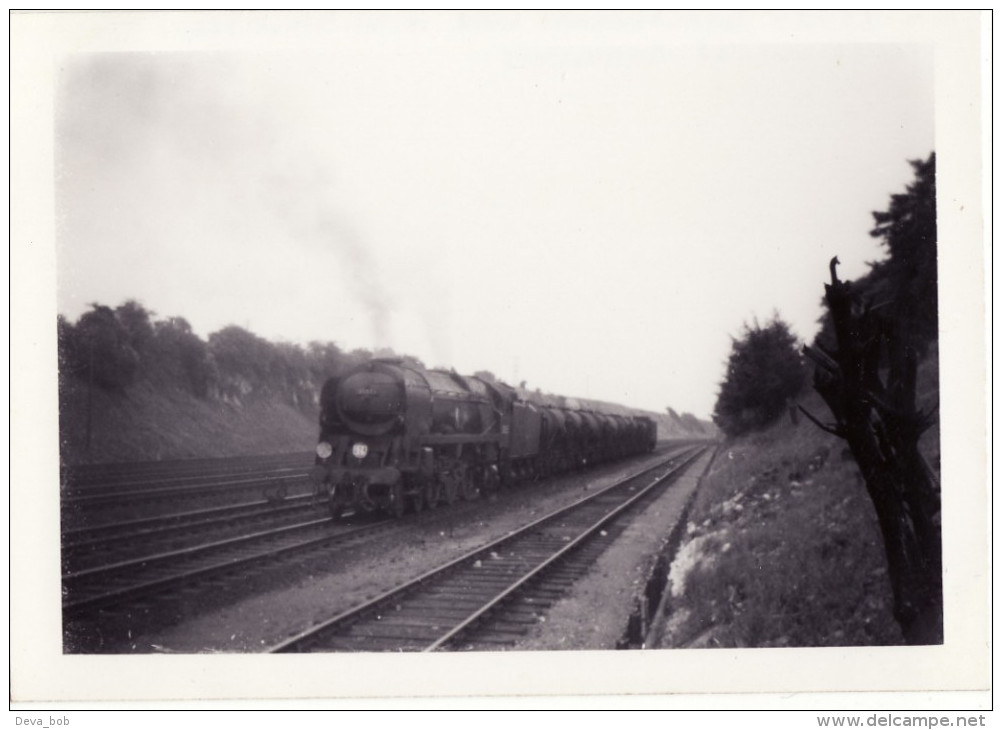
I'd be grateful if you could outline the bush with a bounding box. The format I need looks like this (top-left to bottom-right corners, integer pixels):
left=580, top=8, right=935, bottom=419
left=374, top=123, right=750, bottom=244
left=713, top=317, right=806, bottom=437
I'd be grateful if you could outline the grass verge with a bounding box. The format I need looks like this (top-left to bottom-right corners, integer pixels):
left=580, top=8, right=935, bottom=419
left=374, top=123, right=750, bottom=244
left=658, top=350, right=939, bottom=648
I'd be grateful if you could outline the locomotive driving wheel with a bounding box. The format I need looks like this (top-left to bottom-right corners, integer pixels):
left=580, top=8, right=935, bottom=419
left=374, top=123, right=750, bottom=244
left=424, top=480, right=442, bottom=509
left=404, top=475, right=424, bottom=514
left=440, top=464, right=462, bottom=504
left=387, top=479, right=405, bottom=519
left=460, top=463, right=480, bottom=501
left=482, top=465, right=500, bottom=496
left=441, top=470, right=459, bottom=505
left=328, top=484, right=348, bottom=520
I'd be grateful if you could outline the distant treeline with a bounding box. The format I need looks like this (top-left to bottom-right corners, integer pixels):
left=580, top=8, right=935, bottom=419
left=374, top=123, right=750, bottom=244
left=57, top=303, right=424, bottom=412
left=665, top=407, right=713, bottom=435
left=57, top=303, right=711, bottom=438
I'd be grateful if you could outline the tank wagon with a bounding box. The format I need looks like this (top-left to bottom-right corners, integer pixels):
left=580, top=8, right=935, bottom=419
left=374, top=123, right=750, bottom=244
left=310, top=359, right=657, bottom=518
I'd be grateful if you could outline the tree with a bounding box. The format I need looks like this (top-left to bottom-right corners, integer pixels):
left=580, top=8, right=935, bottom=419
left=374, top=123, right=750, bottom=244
left=57, top=314, right=78, bottom=375
left=800, top=152, right=941, bottom=645
left=152, top=316, right=216, bottom=397
left=71, top=304, right=141, bottom=391
left=813, top=153, right=937, bottom=355
left=712, top=316, right=806, bottom=437
left=869, top=153, right=937, bottom=347
left=803, top=258, right=941, bottom=644
left=208, top=326, right=274, bottom=383
left=307, top=341, right=346, bottom=381
left=114, top=299, right=155, bottom=358
left=346, top=348, right=373, bottom=368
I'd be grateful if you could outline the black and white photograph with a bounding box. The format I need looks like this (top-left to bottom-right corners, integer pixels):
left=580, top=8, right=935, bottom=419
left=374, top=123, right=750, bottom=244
left=10, top=10, right=989, bottom=708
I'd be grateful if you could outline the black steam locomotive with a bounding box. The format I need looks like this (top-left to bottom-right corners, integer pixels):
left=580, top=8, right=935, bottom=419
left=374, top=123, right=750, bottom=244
left=309, top=359, right=657, bottom=518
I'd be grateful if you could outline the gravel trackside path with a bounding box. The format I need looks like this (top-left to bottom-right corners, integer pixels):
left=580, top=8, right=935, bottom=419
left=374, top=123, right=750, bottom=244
left=508, top=448, right=714, bottom=651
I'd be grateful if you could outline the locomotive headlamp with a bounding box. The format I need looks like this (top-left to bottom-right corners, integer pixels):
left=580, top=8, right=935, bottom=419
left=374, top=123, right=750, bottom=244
left=351, top=442, right=369, bottom=459
left=316, top=441, right=333, bottom=460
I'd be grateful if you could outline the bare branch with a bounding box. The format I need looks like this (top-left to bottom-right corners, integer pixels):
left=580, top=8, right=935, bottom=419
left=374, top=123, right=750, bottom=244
left=802, top=345, right=839, bottom=375
left=829, top=256, right=841, bottom=284
left=797, top=406, right=843, bottom=437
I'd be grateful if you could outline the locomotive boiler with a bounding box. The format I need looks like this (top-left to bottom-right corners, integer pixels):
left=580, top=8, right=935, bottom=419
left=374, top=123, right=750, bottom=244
left=310, top=358, right=656, bottom=518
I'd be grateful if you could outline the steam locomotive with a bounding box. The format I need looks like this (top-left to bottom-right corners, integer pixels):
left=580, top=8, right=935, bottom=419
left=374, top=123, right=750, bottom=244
left=309, top=359, right=657, bottom=518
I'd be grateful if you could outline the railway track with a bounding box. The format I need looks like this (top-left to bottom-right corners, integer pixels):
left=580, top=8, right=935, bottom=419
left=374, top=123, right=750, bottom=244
left=61, top=493, right=327, bottom=573
left=269, top=445, right=707, bottom=653
left=60, top=453, right=316, bottom=530
left=61, top=512, right=392, bottom=619
left=62, top=451, right=314, bottom=491
left=61, top=470, right=313, bottom=509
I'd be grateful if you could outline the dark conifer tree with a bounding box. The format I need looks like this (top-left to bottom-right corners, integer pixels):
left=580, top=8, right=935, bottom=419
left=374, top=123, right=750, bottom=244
left=713, top=316, right=806, bottom=437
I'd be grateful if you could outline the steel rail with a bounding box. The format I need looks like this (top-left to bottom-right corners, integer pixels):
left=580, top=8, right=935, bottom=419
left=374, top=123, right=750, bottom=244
left=62, top=494, right=317, bottom=553
left=62, top=516, right=390, bottom=616
left=62, top=452, right=314, bottom=488
left=268, top=446, right=705, bottom=653
left=64, top=516, right=333, bottom=582
left=424, top=448, right=705, bottom=651
left=61, top=472, right=312, bottom=506
left=63, top=464, right=308, bottom=493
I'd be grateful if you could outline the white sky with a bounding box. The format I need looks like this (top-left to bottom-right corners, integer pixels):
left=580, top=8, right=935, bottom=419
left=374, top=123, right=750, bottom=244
left=53, top=14, right=935, bottom=418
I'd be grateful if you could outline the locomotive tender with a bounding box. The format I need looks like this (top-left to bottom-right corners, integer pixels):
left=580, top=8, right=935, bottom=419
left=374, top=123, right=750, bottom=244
left=310, top=358, right=657, bottom=518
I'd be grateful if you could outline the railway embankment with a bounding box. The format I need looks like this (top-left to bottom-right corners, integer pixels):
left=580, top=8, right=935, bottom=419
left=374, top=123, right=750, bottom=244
left=654, top=417, right=900, bottom=648
left=59, top=378, right=318, bottom=465
left=651, top=349, right=939, bottom=649
left=58, top=372, right=712, bottom=466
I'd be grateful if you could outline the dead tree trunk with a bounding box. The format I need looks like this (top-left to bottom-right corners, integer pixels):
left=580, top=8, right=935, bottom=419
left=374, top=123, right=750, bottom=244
left=802, top=257, right=942, bottom=644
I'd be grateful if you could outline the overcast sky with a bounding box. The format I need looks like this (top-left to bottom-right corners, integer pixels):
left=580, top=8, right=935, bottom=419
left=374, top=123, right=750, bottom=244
left=54, top=15, right=935, bottom=418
